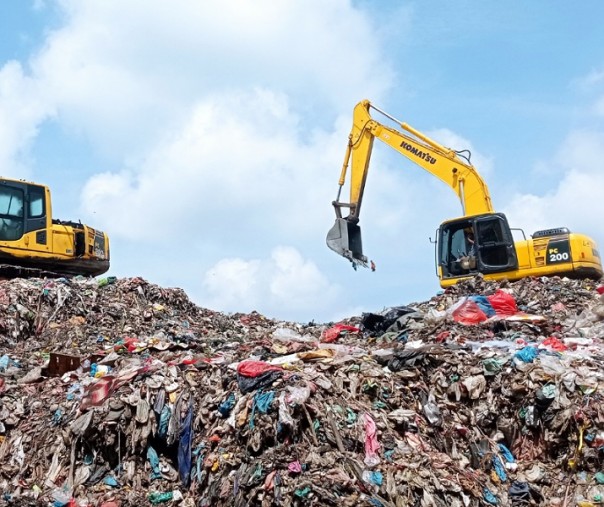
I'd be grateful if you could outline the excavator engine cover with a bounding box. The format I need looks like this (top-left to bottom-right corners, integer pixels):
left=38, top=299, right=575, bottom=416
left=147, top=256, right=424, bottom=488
left=326, top=218, right=368, bottom=265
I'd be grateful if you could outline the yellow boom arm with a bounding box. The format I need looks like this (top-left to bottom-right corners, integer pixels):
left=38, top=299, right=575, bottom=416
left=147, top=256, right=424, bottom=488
left=334, top=99, right=494, bottom=220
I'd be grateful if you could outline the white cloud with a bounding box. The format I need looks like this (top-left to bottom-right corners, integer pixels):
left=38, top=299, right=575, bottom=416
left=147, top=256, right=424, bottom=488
left=25, top=1, right=391, bottom=158
left=79, top=88, right=337, bottom=244
left=269, top=246, right=338, bottom=308
left=0, top=61, right=54, bottom=177
left=593, top=96, right=604, bottom=117
left=202, top=257, right=262, bottom=310
left=572, top=68, right=604, bottom=91
left=200, top=246, right=340, bottom=319
left=503, top=130, right=604, bottom=242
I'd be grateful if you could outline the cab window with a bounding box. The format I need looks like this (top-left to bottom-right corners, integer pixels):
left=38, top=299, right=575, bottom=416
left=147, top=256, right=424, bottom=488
left=0, top=186, right=24, bottom=241
left=29, top=186, right=45, bottom=218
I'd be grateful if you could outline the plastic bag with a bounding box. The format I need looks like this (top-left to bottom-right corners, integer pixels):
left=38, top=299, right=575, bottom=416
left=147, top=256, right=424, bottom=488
left=488, top=290, right=518, bottom=316
left=321, top=324, right=360, bottom=343
left=470, top=295, right=496, bottom=317
left=363, top=413, right=381, bottom=467
left=537, top=354, right=565, bottom=376
left=237, top=360, right=282, bottom=378
left=237, top=370, right=282, bottom=394
left=178, top=404, right=193, bottom=487
left=317, top=343, right=367, bottom=364
left=272, top=327, right=314, bottom=343
left=422, top=395, right=442, bottom=426
left=361, top=306, right=416, bottom=333
left=147, top=446, right=162, bottom=480
left=463, top=375, right=487, bottom=400
left=218, top=393, right=236, bottom=417
left=514, top=346, right=539, bottom=363
left=286, top=385, right=311, bottom=405
left=387, top=349, right=425, bottom=371
left=452, top=299, right=488, bottom=325
left=423, top=309, right=446, bottom=326
left=278, top=392, right=295, bottom=426
left=540, top=336, right=568, bottom=352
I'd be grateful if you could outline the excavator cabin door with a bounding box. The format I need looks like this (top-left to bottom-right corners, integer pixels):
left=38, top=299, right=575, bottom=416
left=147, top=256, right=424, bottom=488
left=438, top=213, right=518, bottom=278
left=473, top=214, right=518, bottom=273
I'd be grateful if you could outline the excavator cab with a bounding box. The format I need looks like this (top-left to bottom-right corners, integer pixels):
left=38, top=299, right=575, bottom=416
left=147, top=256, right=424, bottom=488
left=0, top=180, right=46, bottom=242
left=438, top=213, right=518, bottom=279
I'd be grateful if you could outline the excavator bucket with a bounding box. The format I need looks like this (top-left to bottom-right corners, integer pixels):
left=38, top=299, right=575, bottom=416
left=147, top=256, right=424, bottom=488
left=326, top=218, right=368, bottom=266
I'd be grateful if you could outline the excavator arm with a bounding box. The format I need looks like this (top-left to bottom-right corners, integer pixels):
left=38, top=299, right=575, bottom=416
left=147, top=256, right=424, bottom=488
left=327, top=99, right=494, bottom=265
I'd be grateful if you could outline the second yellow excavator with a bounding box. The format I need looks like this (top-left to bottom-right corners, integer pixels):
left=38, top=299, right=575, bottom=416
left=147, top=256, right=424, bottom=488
left=0, top=177, right=110, bottom=278
left=327, top=100, right=602, bottom=286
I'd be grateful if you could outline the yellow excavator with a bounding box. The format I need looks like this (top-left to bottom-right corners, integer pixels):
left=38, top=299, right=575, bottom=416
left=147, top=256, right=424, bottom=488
left=0, top=177, right=110, bottom=278
left=327, top=99, right=602, bottom=286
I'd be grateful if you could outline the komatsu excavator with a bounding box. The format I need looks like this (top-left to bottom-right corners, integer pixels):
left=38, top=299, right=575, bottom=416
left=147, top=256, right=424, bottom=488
left=327, top=100, right=602, bottom=286
left=0, top=177, right=110, bottom=278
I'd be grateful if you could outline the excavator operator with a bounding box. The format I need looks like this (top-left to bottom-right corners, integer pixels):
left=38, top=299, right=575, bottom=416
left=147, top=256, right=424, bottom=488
left=464, top=227, right=476, bottom=257
left=459, top=227, right=477, bottom=272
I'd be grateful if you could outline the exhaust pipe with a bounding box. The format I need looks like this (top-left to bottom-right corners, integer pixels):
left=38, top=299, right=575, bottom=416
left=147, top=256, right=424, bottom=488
left=326, top=218, right=368, bottom=266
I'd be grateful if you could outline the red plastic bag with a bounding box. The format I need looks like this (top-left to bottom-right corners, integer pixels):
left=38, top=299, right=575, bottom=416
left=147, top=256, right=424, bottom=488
left=435, top=331, right=450, bottom=343
left=321, top=324, right=360, bottom=343
left=541, top=336, right=568, bottom=352
left=452, top=299, right=488, bottom=325
left=488, top=290, right=518, bottom=316
left=237, top=360, right=282, bottom=378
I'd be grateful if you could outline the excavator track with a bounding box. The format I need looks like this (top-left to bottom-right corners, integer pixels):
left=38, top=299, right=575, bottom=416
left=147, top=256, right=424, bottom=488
left=0, top=263, right=68, bottom=280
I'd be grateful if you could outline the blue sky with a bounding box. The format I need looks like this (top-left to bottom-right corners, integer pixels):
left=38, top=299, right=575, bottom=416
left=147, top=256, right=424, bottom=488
left=1, top=1, right=604, bottom=322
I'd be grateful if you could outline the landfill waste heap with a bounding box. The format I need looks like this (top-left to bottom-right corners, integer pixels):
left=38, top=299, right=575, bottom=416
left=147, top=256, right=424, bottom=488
left=0, top=275, right=604, bottom=506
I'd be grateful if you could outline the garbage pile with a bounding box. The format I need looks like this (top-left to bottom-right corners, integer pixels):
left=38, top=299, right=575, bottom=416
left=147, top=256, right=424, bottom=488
left=0, top=274, right=604, bottom=506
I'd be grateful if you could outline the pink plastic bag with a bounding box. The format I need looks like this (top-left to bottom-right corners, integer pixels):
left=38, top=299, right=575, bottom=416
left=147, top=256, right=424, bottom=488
left=363, top=413, right=380, bottom=466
